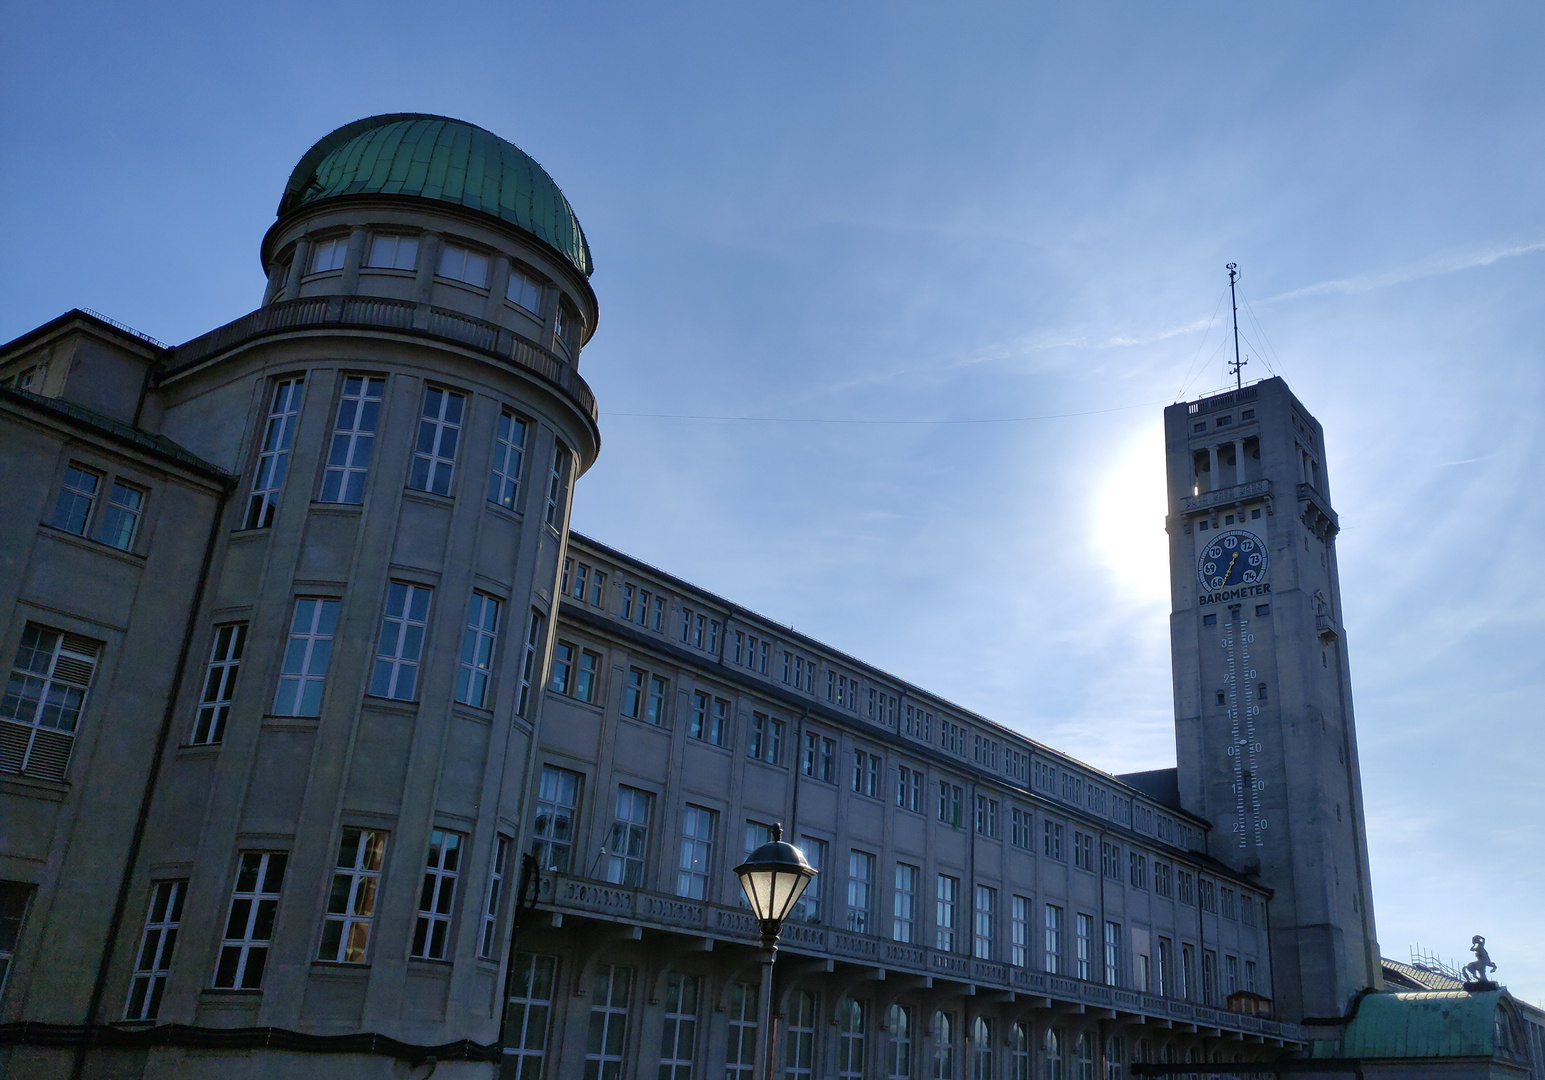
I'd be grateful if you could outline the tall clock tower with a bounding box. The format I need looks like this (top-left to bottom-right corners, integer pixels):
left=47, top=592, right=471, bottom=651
left=1165, top=377, right=1380, bottom=1022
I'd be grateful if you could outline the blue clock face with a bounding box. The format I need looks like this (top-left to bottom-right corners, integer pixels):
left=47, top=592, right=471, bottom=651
left=1198, top=530, right=1268, bottom=590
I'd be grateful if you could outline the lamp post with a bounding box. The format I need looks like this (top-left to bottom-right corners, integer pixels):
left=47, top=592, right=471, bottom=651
left=734, top=823, right=817, bottom=1080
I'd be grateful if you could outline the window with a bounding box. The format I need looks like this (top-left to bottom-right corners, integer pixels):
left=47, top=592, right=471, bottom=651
left=320, top=828, right=387, bottom=963
left=244, top=377, right=304, bottom=528
left=783, top=990, right=817, bottom=1079
left=412, top=830, right=462, bottom=960
left=801, top=731, right=836, bottom=782
left=1074, top=831, right=1094, bottom=871
left=846, top=850, right=874, bottom=933
left=507, top=267, right=545, bottom=315
left=938, top=781, right=963, bottom=827
left=1177, top=870, right=1195, bottom=906
left=642, top=673, right=669, bottom=724
left=550, top=642, right=575, bottom=695
left=975, top=794, right=999, bottom=838
left=488, top=410, right=528, bottom=510
left=584, top=964, right=632, bottom=1080
left=516, top=609, right=544, bottom=718
left=604, top=786, right=653, bottom=887
left=971, top=1016, right=993, bottom=1080
left=935, top=874, right=959, bottom=952
left=852, top=749, right=881, bottom=797
left=366, top=233, right=417, bottom=269
left=320, top=375, right=384, bottom=503
left=793, top=837, right=825, bottom=922
left=885, top=1004, right=913, bottom=1080
left=1104, top=921, right=1121, bottom=985
left=1074, top=1033, right=1095, bottom=1080
left=1043, top=1029, right=1064, bottom=1080
left=506, top=952, right=557, bottom=1079
left=1154, top=861, right=1172, bottom=898
left=941, top=720, right=967, bottom=756
left=1129, top=852, right=1148, bottom=890
left=125, top=880, right=185, bottom=1020
left=1245, top=959, right=1258, bottom=993
left=1136, top=952, right=1151, bottom=993
left=1011, top=895, right=1031, bottom=967
left=1, top=623, right=100, bottom=781
left=99, top=480, right=145, bottom=550
left=438, top=242, right=489, bottom=288
left=1076, top=912, right=1094, bottom=979
left=973, top=884, right=995, bottom=960
left=574, top=648, right=600, bottom=704
left=1158, top=937, right=1174, bottom=996
left=544, top=443, right=571, bottom=527
left=689, top=691, right=728, bottom=746
left=1203, top=948, right=1218, bottom=1004
left=1101, top=840, right=1120, bottom=879
left=49, top=462, right=101, bottom=535
left=479, top=835, right=512, bottom=960
left=932, top=1011, right=955, bottom=1080
left=533, top=765, right=581, bottom=872
left=622, top=668, right=665, bottom=722
left=739, top=822, right=774, bottom=907
left=0, top=885, right=28, bottom=1000
left=370, top=582, right=432, bottom=700
left=892, top=863, right=918, bottom=943
left=1199, top=877, right=1217, bottom=912
left=677, top=805, right=715, bottom=899
left=656, top=972, right=701, bottom=1079
left=309, top=236, right=348, bottom=273
left=1012, top=1023, right=1031, bottom=1080
left=1242, top=894, right=1258, bottom=927
left=1225, top=953, right=1239, bottom=997
left=1043, top=820, right=1064, bottom=861
left=456, top=593, right=500, bottom=708
left=837, top=997, right=866, bottom=1079
left=725, top=981, right=759, bottom=1080
left=896, top=764, right=923, bottom=812
left=408, top=386, right=465, bottom=495
left=748, top=712, right=784, bottom=765
left=213, top=851, right=287, bottom=988
left=1181, top=943, right=1197, bottom=1000
left=1043, top=904, right=1063, bottom=974
left=590, top=570, right=607, bottom=608
left=1011, top=807, right=1033, bottom=849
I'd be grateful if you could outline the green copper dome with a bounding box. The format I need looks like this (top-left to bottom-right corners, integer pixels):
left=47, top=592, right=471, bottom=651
left=278, top=114, right=593, bottom=278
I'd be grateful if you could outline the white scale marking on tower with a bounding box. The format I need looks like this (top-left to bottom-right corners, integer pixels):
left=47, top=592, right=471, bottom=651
left=1223, top=618, right=1266, bottom=848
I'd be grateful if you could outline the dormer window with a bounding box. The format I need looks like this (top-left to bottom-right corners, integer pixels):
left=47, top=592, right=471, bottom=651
left=367, top=234, right=418, bottom=271
left=437, top=244, right=489, bottom=289
left=507, top=268, right=544, bottom=317
left=308, top=237, right=348, bottom=274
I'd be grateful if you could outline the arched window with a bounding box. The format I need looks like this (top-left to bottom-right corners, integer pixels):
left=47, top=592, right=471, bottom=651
left=970, top=1017, right=994, bottom=1080
left=837, top=998, right=866, bottom=1080
left=1104, top=1035, right=1125, bottom=1080
left=885, top=1004, right=913, bottom=1080
left=933, top=1011, right=955, bottom=1080
left=1011, top=1023, right=1032, bottom=1080
left=1043, top=1027, right=1064, bottom=1080
left=1075, top=1032, right=1095, bottom=1080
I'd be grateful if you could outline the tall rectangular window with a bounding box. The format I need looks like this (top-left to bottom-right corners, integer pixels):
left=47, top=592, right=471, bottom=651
left=124, top=880, right=185, bottom=1020
left=0, top=884, right=26, bottom=999
left=1203, top=948, right=1218, bottom=1005
left=550, top=642, right=575, bottom=695
left=837, top=997, right=866, bottom=1079
left=409, top=386, right=465, bottom=496
left=846, top=850, right=874, bottom=934
left=506, top=952, right=557, bottom=1079
left=320, top=375, right=384, bottom=503
left=970, top=1017, right=994, bottom=1080
left=975, top=795, right=999, bottom=838
left=370, top=582, right=432, bottom=700
left=725, top=982, right=759, bottom=1080
left=1, top=624, right=100, bottom=781
left=1074, top=831, right=1094, bottom=872
left=1011, top=895, right=1031, bottom=967
left=584, top=964, right=632, bottom=1080
left=973, top=884, right=996, bottom=960
left=793, top=837, right=825, bottom=923
left=545, top=443, right=571, bottom=527
left=488, top=409, right=528, bottom=510
left=517, top=609, right=544, bottom=718
left=783, top=990, right=817, bottom=1079
left=1105, top=920, right=1122, bottom=986
left=938, top=781, right=962, bottom=827
left=1044, top=820, right=1064, bottom=860
left=1158, top=937, right=1174, bottom=996
left=50, top=462, right=100, bottom=534
left=658, top=972, right=700, bottom=1080
left=533, top=765, right=582, bottom=873
left=892, top=863, right=918, bottom=943
left=319, top=828, right=387, bottom=963
left=852, top=750, right=880, bottom=797
left=604, top=786, right=653, bottom=887
left=479, top=835, right=513, bottom=960
left=213, top=851, right=287, bottom=989
left=748, top=712, right=784, bottom=764
left=1011, top=807, right=1033, bottom=849
left=935, top=874, right=959, bottom=952
left=437, top=243, right=489, bottom=287
left=689, top=691, right=728, bottom=746
left=244, top=377, right=304, bottom=529
left=1129, top=852, right=1148, bottom=890
left=1181, top=944, right=1197, bottom=1001
left=100, top=481, right=146, bottom=550
left=1101, top=840, right=1121, bottom=880
left=1245, top=959, right=1258, bottom=993
left=574, top=648, right=600, bottom=704
left=1076, top=912, right=1094, bottom=980
left=801, top=732, right=835, bottom=782
left=456, top=593, right=500, bottom=708
left=191, top=623, right=246, bottom=744
left=647, top=674, right=669, bottom=725
left=1225, top=953, right=1239, bottom=997
left=273, top=598, right=338, bottom=717
left=1043, top=904, right=1063, bottom=974
left=677, top=805, right=715, bottom=900
left=886, top=1004, right=914, bottom=1080
left=366, top=233, right=418, bottom=270
left=896, top=764, right=923, bottom=812
left=412, top=830, right=462, bottom=960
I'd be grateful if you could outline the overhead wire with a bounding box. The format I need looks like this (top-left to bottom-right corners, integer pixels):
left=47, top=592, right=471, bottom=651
left=1174, top=285, right=1231, bottom=400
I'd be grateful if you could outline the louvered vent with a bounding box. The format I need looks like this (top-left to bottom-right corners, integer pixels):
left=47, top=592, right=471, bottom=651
left=0, top=721, right=27, bottom=773
left=26, top=729, right=75, bottom=782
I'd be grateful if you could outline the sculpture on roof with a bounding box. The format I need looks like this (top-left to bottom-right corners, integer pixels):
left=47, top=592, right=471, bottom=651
left=1462, top=935, right=1497, bottom=987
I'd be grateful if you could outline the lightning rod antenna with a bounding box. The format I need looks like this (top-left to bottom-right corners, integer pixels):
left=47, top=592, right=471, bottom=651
left=1227, top=262, right=1245, bottom=391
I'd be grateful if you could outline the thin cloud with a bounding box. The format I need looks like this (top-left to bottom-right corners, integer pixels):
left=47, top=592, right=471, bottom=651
left=1264, top=240, right=1545, bottom=304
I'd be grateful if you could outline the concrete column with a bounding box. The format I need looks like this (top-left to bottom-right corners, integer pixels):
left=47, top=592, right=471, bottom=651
left=1207, top=445, right=1220, bottom=493
left=485, top=254, right=512, bottom=323
left=261, top=261, right=286, bottom=306
left=338, top=225, right=369, bottom=294
left=540, top=284, right=562, bottom=352
left=280, top=237, right=310, bottom=301
left=1234, top=440, right=1246, bottom=486
left=413, top=233, right=442, bottom=305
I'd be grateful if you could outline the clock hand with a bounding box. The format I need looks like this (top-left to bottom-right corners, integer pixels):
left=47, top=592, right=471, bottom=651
left=1224, top=552, right=1238, bottom=581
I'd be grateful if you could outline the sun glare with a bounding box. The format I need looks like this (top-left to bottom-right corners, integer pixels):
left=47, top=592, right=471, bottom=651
left=1092, top=422, right=1171, bottom=604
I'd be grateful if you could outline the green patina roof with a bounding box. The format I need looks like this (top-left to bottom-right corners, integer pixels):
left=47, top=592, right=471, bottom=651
left=279, top=114, right=592, bottom=279
left=1313, top=991, right=1511, bottom=1060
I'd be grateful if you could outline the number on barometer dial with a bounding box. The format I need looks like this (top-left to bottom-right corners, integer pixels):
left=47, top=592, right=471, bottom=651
left=1221, top=620, right=1267, bottom=848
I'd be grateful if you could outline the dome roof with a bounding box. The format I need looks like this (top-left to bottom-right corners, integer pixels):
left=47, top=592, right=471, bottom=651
left=278, top=114, right=592, bottom=278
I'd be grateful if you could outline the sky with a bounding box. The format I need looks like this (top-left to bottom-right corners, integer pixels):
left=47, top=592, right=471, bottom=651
left=3, top=1, right=1542, bottom=1005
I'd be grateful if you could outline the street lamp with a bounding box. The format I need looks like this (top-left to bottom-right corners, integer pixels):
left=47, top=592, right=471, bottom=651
left=734, top=824, right=817, bottom=1080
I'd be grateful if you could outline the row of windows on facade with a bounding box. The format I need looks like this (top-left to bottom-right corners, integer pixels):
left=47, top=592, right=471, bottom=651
left=527, top=764, right=1262, bottom=998
left=559, top=564, right=1179, bottom=846
left=242, top=375, right=572, bottom=531
left=295, top=232, right=583, bottom=350
left=0, top=819, right=518, bottom=1024
left=1191, top=407, right=1256, bottom=433
left=505, top=952, right=1253, bottom=1080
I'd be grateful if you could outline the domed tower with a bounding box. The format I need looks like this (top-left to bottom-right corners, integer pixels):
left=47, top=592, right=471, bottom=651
left=112, top=115, right=600, bottom=1075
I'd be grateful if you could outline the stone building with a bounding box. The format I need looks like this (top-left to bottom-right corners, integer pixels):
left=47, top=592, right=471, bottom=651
left=0, top=112, right=1510, bottom=1079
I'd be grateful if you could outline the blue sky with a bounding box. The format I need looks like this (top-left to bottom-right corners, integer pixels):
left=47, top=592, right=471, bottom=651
left=4, top=2, right=1541, bottom=1003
